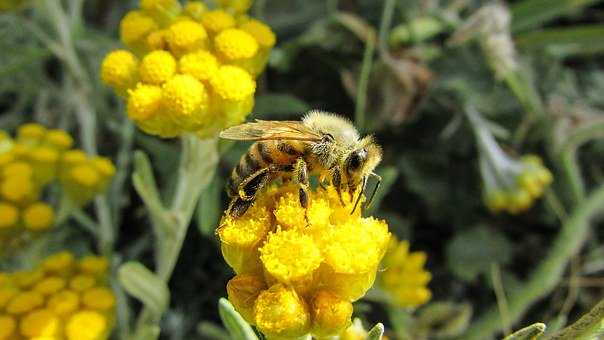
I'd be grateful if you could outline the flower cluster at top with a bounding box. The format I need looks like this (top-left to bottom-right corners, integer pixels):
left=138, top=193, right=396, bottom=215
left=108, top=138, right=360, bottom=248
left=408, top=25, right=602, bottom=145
left=0, top=123, right=115, bottom=255
left=0, top=251, right=116, bottom=340
left=100, top=0, right=276, bottom=138
left=483, top=154, right=553, bottom=214
left=218, top=184, right=391, bottom=339
left=377, top=237, right=432, bottom=308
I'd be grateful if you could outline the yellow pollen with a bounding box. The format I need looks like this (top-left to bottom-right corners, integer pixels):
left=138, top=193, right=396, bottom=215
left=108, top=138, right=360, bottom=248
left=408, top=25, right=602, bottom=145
left=214, top=28, right=259, bottom=60
left=145, top=29, right=168, bottom=51
left=23, top=202, right=55, bottom=231
left=210, top=65, right=255, bottom=101
left=127, top=83, right=163, bottom=121
left=162, top=74, right=209, bottom=121
left=139, top=50, right=177, bottom=85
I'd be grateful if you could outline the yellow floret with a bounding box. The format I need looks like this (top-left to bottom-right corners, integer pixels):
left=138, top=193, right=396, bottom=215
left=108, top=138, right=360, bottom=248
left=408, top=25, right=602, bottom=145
left=119, top=10, right=158, bottom=48
left=42, top=251, right=75, bottom=274
left=0, top=202, right=18, bottom=229
left=3, top=161, right=33, bottom=178
left=139, top=50, right=177, bottom=85
left=162, top=74, right=209, bottom=129
left=100, top=50, right=139, bottom=93
left=17, top=123, right=46, bottom=143
left=92, top=157, right=115, bottom=179
left=140, top=0, right=180, bottom=12
left=70, top=164, right=100, bottom=188
left=29, top=146, right=59, bottom=164
left=166, top=20, right=208, bottom=57
left=214, top=28, right=259, bottom=61
left=184, top=1, right=207, bottom=20
left=69, top=275, right=96, bottom=292
left=79, top=256, right=109, bottom=276
left=33, top=276, right=65, bottom=296
left=5, top=291, right=44, bottom=314
left=200, top=10, right=236, bottom=34
left=65, top=311, right=107, bottom=340
left=19, top=309, right=60, bottom=337
left=127, top=83, right=163, bottom=122
left=239, top=19, right=277, bottom=48
left=46, top=290, right=79, bottom=316
left=1, top=175, right=36, bottom=204
left=321, top=217, right=390, bottom=274
left=210, top=65, right=255, bottom=101
left=254, top=284, right=310, bottom=338
left=82, top=287, right=115, bottom=311
left=44, top=129, right=73, bottom=150
left=13, top=270, right=44, bottom=288
left=0, top=315, right=16, bottom=339
left=260, top=228, right=322, bottom=284
left=0, top=286, right=19, bottom=308
left=226, top=273, right=266, bottom=324
left=61, top=150, right=87, bottom=167
left=23, top=202, right=55, bottom=231
left=145, top=29, right=168, bottom=51
left=179, top=50, right=219, bottom=82
left=310, top=290, right=353, bottom=337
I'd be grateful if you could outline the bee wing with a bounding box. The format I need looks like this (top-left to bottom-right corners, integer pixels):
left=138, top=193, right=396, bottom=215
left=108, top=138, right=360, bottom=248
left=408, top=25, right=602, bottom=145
left=219, top=120, right=323, bottom=141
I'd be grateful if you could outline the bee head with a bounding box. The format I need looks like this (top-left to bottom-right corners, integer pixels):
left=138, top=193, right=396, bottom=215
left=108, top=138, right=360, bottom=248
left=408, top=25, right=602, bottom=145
left=344, top=136, right=382, bottom=186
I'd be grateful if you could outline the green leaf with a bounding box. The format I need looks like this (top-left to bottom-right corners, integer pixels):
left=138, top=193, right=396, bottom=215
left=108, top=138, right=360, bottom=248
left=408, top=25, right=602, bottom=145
left=218, top=298, right=259, bottom=340
left=367, top=323, right=385, bottom=340
left=511, top=0, right=603, bottom=33
left=516, top=24, right=604, bottom=58
left=118, top=262, right=170, bottom=321
left=548, top=298, right=604, bottom=340
left=254, top=93, right=310, bottom=118
left=446, top=226, right=513, bottom=282
left=503, top=323, right=546, bottom=340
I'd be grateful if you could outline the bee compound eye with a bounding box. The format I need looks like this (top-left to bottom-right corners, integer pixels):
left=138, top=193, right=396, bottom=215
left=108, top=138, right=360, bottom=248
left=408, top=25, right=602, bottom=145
left=348, top=149, right=366, bottom=171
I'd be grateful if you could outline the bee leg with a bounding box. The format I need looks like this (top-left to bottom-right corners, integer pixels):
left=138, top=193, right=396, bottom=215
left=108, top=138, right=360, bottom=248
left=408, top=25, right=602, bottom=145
left=227, top=197, right=254, bottom=218
left=237, top=168, right=271, bottom=201
left=331, top=168, right=345, bottom=205
left=293, top=158, right=311, bottom=225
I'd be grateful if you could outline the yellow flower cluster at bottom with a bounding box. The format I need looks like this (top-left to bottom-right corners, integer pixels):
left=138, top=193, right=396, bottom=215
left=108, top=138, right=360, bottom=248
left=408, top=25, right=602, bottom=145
left=0, top=251, right=115, bottom=340
left=218, top=184, right=391, bottom=339
left=377, top=238, right=432, bottom=308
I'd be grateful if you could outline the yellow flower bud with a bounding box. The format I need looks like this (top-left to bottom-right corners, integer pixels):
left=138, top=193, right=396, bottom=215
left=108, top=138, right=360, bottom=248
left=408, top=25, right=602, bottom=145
left=101, top=50, right=139, bottom=94
left=70, top=164, right=100, bottom=188
left=19, top=309, right=60, bottom=337
left=79, top=256, right=109, bottom=276
left=5, top=291, right=44, bottom=314
left=226, top=273, right=266, bottom=323
left=41, top=251, right=75, bottom=274
left=239, top=19, right=276, bottom=49
left=61, top=150, right=87, bottom=168
left=28, top=146, right=59, bottom=184
left=1, top=175, right=37, bottom=204
left=65, top=311, right=108, bottom=340
left=17, top=123, right=46, bottom=144
left=166, top=20, right=208, bottom=56
left=254, top=284, right=310, bottom=338
left=46, top=290, right=79, bottom=316
left=119, top=11, right=158, bottom=49
left=214, top=28, right=259, bottom=61
left=145, top=29, right=168, bottom=51
left=201, top=10, right=236, bottom=35
left=179, top=50, right=219, bottom=82
left=184, top=1, right=208, bottom=20
left=33, top=276, right=65, bottom=296
left=162, top=74, right=209, bottom=129
left=3, top=161, right=33, bottom=178
left=140, top=0, right=180, bottom=13
left=82, top=287, right=116, bottom=311
left=508, top=188, right=532, bottom=214
left=44, top=129, right=73, bottom=151
left=210, top=65, right=255, bottom=101
left=0, top=286, right=19, bottom=308
left=310, top=290, right=353, bottom=337
left=0, top=315, right=16, bottom=339
left=259, top=228, right=322, bottom=284
left=69, top=275, right=96, bottom=292
left=485, top=190, right=508, bottom=213
left=12, top=270, right=44, bottom=289
left=217, top=0, right=252, bottom=13
left=23, top=202, right=55, bottom=231
left=317, top=264, right=377, bottom=302
left=127, top=83, right=163, bottom=122
left=140, top=50, right=177, bottom=85
left=0, top=202, right=18, bottom=229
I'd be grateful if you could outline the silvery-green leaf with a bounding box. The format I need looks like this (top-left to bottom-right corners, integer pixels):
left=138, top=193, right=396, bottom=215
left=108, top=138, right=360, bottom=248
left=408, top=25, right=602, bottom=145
left=367, top=323, right=385, bottom=340
left=503, top=323, right=546, bottom=340
left=118, top=262, right=169, bottom=321
left=218, top=298, right=259, bottom=340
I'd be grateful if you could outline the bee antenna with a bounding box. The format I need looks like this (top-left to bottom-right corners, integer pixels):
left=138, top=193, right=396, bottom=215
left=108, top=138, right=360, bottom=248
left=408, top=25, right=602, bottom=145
left=364, top=172, right=382, bottom=209
left=351, top=176, right=367, bottom=215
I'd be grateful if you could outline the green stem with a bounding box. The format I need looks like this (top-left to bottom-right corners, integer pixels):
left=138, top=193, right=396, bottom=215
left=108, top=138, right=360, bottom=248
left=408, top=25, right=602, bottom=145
left=503, top=71, right=544, bottom=146
left=462, top=183, right=604, bottom=340
left=561, top=150, right=585, bottom=205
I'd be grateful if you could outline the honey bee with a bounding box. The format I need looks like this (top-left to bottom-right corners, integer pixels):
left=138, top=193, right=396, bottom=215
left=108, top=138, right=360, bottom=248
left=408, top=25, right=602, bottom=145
left=220, top=110, right=382, bottom=218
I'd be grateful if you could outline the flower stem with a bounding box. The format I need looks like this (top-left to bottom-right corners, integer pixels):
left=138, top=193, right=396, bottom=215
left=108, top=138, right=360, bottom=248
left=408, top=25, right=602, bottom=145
left=462, top=183, right=604, bottom=340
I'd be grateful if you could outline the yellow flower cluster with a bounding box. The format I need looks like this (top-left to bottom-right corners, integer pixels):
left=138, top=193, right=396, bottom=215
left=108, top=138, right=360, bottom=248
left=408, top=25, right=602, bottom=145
left=0, top=251, right=115, bottom=340
left=0, top=124, right=115, bottom=255
left=100, top=0, right=276, bottom=138
left=378, top=238, right=432, bottom=308
left=484, top=155, right=553, bottom=214
left=218, top=184, right=391, bottom=339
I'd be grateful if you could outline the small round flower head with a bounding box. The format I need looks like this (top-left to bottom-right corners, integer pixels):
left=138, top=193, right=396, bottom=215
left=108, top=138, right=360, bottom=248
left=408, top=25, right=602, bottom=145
left=44, top=129, right=73, bottom=151
left=139, top=50, right=177, bottom=85
left=145, top=29, right=168, bottom=51
left=310, top=290, right=353, bottom=337
left=79, top=256, right=109, bottom=276
left=214, top=29, right=258, bottom=61
left=140, top=0, right=180, bottom=14
left=17, top=123, right=46, bottom=144
left=217, top=0, right=253, bottom=13
left=210, top=65, right=255, bottom=101
left=166, top=20, right=208, bottom=57
left=1, top=174, right=36, bottom=204
left=0, top=202, right=18, bottom=229
left=0, top=315, right=16, bottom=338
left=33, top=276, right=66, bottom=296
left=379, top=238, right=432, bottom=308
left=254, top=284, right=311, bottom=338
left=0, top=286, right=19, bottom=308
left=23, top=202, right=55, bottom=231
left=19, top=308, right=60, bottom=337
left=41, top=251, right=75, bottom=274
left=162, top=74, right=209, bottom=129
left=69, top=275, right=96, bottom=292
left=61, top=150, right=87, bottom=168
left=184, top=1, right=207, bottom=20
left=3, top=161, right=33, bottom=178
left=119, top=10, right=158, bottom=49
left=12, top=270, right=44, bottom=288
left=201, top=10, right=236, bottom=35
left=226, top=273, right=267, bottom=323
left=127, top=83, right=163, bottom=122
left=82, top=287, right=116, bottom=311
left=239, top=19, right=277, bottom=49
left=47, top=290, right=80, bottom=316
left=179, top=50, right=219, bottom=82
left=5, top=291, right=44, bottom=314
left=101, top=50, right=139, bottom=94
left=65, top=311, right=107, bottom=340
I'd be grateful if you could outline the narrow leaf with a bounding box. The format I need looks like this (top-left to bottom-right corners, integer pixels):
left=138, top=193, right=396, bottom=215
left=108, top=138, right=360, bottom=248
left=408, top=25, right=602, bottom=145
left=511, top=0, right=603, bottom=33
left=218, top=298, right=259, bottom=340
left=516, top=25, right=604, bottom=58
left=549, top=298, right=604, bottom=340
left=367, top=323, right=385, bottom=340
left=503, top=323, right=546, bottom=340
left=118, top=262, right=170, bottom=320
